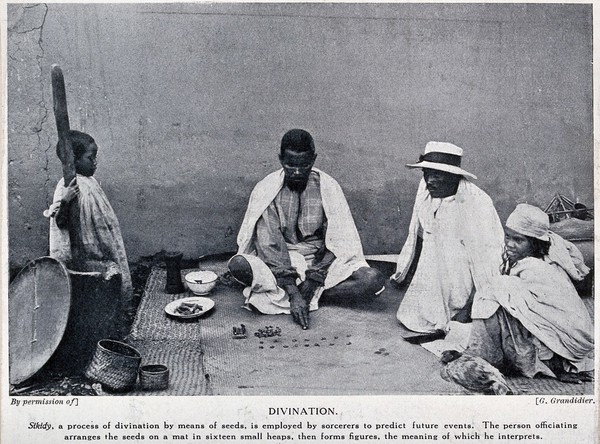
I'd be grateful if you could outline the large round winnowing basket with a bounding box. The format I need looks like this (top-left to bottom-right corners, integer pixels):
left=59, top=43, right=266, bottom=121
left=9, top=257, right=72, bottom=385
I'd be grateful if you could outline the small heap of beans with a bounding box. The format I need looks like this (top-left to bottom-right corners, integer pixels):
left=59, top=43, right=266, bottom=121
left=254, top=326, right=282, bottom=338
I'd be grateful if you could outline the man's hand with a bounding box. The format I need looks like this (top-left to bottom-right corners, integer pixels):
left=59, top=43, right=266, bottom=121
left=61, top=177, right=79, bottom=204
left=44, top=202, right=62, bottom=218
left=298, top=278, right=321, bottom=303
left=286, top=284, right=309, bottom=330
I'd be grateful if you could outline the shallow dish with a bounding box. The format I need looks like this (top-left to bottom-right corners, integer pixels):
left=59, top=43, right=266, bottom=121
left=184, top=270, right=218, bottom=295
left=164, top=296, right=215, bottom=319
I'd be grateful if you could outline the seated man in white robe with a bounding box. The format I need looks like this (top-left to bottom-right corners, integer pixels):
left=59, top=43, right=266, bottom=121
left=391, top=142, right=504, bottom=338
left=228, top=129, right=386, bottom=329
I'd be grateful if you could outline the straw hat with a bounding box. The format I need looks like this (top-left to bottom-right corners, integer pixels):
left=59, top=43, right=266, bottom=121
left=406, top=141, right=477, bottom=180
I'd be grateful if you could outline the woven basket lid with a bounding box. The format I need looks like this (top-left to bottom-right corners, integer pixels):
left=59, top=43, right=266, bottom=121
left=9, top=257, right=71, bottom=385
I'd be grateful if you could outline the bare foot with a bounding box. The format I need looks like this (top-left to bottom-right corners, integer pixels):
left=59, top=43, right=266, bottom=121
left=557, top=372, right=582, bottom=384
left=578, top=371, right=594, bottom=382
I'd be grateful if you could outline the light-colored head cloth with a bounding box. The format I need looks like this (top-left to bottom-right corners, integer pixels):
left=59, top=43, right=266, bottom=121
left=406, top=141, right=477, bottom=180
left=506, top=203, right=590, bottom=281
left=506, top=203, right=550, bottom=241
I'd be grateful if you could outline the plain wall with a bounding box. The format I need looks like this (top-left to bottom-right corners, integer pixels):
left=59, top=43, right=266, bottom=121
left=7, top=3, right=594, bottom=268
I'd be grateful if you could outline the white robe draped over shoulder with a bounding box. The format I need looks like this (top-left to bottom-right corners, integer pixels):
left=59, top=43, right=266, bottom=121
left=470, top=236, right=594, bottom=373
left=48, top=175, right=132, bottom=304
left=392, top=178, right=504, bottom=333
left=235, top=169, right=369, bottom=313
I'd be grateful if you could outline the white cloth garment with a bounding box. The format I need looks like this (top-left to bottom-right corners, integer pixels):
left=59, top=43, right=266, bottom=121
left=471, top=252, right=594, bottom=373
left=393, top=178, right=504, bottom=333
left=48, top=175, right=132, bottom=303
left=232, top=252, right=323, bottom=314
left=235, top=168, right=368, bottom=313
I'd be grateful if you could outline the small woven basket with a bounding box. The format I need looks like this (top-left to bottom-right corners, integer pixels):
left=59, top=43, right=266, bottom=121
left=139, top=364, right=169, bottom=391
left=85, top=339, right=141, bottom=391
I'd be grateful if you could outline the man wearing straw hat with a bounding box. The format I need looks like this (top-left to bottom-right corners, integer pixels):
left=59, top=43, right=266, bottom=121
left=391, top=141, right=504, bottom=339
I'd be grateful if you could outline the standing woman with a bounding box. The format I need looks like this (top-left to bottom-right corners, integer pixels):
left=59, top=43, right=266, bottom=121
left=465, top=204, right=594, bottom=383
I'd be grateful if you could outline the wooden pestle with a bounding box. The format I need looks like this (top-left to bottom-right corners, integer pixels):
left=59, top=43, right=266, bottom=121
left=51, top=64, right=83, bottom=265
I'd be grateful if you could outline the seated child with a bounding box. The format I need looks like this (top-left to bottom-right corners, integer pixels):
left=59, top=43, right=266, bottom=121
left=464, top=203, right=594, bottom=383
left=47, top=130, right=132, bottom=311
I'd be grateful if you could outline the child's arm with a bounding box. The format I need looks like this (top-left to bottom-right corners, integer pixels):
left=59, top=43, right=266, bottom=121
left=54, top=177, right=79, bottom=229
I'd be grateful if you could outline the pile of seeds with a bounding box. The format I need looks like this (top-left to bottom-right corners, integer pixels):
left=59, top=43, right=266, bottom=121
left=254, top=326, right=282, bottom=338
left=232, top=324, right=247, bottom=338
